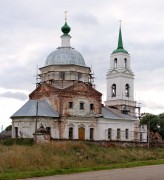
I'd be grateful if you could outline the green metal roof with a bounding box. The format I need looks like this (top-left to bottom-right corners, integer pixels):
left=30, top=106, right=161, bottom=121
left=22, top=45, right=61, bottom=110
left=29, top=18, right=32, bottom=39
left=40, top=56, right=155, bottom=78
left=112, top=27, right=128, bottom=54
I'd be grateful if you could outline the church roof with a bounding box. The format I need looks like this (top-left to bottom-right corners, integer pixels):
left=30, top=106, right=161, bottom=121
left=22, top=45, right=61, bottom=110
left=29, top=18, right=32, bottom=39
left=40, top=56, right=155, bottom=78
left=45, top=47, right=86, bottom=67
left=11, top=100, right=59, bottom=118
left=102, top=106, right=137, bottom=120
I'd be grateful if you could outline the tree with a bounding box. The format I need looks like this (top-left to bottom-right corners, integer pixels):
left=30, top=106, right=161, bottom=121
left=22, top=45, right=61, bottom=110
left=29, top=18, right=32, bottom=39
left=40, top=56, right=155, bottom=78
left=159, top=113, right=164, bottom=139
left=5, top=125, right=12, bottom=131
left=140, top=113, right=164, bottom=140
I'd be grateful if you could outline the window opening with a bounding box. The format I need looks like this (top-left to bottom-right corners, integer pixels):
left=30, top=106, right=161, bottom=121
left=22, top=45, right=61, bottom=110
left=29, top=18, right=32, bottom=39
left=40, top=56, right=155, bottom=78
left=15, top=127, right=18, bottom=138
left=125, top=84, right=130, bottom=97
left=90, top=128, right=94, bottom=140
left=78, top=72, right=82, bottom=80
left=69, top=127, right=73, bottom=139
left=114, top=58, right=117, bottom=68
left=112, top=84, right=116, bottom=97
left=108, top=128, right=112, bottom=139
left=117, top=128, right=121, bottom=139
left=68, top=102, right=73, bottom=109
left=80, top=102, right=84, bottom=110
left=125, top=129, right=129, bottom=139
left=124, top=58, right=127, bottom=68
left=46, top=127, right=51, bottom=135
left=90, top=103, right=94, bottom=110
left=59, top=72, right=65, bottom=80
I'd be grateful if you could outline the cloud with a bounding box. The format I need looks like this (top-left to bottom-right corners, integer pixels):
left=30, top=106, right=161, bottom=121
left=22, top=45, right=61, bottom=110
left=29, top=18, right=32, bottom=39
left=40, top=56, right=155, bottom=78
left=0, top=91, right=28, bottom=101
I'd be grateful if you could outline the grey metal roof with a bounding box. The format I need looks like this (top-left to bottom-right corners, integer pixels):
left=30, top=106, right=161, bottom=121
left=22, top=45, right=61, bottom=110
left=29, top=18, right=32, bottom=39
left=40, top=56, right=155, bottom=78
left=102, top=106, right=137, bottom=121
left=11, top=100, right=59, bottom=118
left=45, top=47, right=86, bottom=67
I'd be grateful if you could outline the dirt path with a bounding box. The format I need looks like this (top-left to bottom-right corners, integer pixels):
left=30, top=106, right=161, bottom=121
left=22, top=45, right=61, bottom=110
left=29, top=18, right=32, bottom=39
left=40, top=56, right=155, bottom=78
left=19, top=164, right=164, bottom=180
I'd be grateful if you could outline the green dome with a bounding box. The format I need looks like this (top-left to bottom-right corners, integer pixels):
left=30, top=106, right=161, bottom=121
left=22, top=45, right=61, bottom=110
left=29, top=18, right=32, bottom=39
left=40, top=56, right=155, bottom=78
left=61, top=22, right=71, bottom=35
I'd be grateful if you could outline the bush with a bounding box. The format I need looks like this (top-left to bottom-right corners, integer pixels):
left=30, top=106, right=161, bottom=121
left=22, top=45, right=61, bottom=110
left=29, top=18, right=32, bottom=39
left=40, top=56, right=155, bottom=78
left=0, top=138, right=34, bottom=146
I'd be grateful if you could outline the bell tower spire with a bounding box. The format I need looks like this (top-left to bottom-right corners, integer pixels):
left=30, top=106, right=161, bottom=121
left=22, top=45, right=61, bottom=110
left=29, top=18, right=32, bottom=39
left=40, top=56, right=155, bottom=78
left=117, top=25, right=123, bottom=49
left=105, top=24, right=137, bottom=117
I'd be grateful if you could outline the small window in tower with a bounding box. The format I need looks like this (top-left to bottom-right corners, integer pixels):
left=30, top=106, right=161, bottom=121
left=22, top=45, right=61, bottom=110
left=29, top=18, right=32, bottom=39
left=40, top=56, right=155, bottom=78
left=90, top=103, right=94, bottom=111
left=78, top=72, right=82, bottom=80
left=114, top=58, right=117, bottom=68
left=80, top=102, right=84, bottom=110
left=124, top=58, right=127, bottom=68
left=68, top=101, right=73, bottom=109
left=59, top=72, right=65, bottom=80
left=125, top=84, right=130, bottom=97
left=112, top=84, right=116, bottom=97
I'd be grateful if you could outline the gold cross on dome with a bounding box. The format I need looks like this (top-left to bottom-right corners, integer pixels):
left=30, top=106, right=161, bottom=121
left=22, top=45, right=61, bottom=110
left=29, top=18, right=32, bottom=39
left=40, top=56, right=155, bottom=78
left=64, top=11, right=68, bottom=22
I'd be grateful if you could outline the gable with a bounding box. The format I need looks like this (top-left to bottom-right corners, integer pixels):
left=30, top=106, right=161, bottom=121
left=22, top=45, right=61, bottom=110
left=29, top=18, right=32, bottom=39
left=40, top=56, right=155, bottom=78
left=29, top=83, right=60, bottom=99
left=62, top=81, right=102, bottom=97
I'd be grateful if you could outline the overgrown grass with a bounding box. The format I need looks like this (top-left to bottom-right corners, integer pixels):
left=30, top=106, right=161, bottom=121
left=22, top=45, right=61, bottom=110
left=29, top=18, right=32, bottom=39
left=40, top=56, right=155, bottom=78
left=0, top=141, right=164, bottom=180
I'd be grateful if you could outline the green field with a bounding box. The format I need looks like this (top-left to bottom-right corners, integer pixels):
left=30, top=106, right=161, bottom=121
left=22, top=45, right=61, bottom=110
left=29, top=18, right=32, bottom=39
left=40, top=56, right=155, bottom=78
left=0, top=141, right=164, bottom=180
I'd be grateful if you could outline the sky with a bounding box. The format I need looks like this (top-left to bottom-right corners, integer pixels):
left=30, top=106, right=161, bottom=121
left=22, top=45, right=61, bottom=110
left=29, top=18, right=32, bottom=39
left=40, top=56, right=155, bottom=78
left=0, top=0, right=164, bottom=130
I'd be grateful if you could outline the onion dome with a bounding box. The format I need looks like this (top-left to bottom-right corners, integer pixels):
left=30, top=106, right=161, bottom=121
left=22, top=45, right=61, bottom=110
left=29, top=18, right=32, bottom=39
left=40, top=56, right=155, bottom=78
left=112, top=27, right=128, bottom=54
left=61, top=22, right=71, bottom=35
left=44, top=19, right=86, bottom=67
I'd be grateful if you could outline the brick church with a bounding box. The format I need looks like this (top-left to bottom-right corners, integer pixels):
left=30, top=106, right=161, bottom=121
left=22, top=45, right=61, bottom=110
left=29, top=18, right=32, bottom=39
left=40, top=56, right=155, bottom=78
left=11, top=18, right=147, bottom=142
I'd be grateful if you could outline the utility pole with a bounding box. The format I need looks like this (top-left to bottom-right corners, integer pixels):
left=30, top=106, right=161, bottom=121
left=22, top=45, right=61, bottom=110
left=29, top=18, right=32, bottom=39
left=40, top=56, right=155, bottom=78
left=35, top=100, right=38, bottom=141
left=148, top=120, right=150, bottom=149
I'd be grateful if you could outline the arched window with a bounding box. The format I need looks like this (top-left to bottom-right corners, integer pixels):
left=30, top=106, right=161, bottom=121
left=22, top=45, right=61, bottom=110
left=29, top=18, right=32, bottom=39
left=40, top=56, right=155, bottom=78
left=90, top=128, right=94, bottom=140
left=125, top=84, right=130, bottom=97
left=112, top=84, right=116, bottom=97
left=68, top=127, right=73, bottom=139
left=108, top=128, right=112, bottom=139
left=114, top=58, right=117, bottom=68
left=117, top=128, right=121, bottom=139
left=124, top=58, right=127, bottom=68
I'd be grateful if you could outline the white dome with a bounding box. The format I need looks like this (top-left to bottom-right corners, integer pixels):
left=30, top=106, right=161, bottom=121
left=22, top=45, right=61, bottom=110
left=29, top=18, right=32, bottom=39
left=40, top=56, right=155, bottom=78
left=45, top=47, right=86, bottom=67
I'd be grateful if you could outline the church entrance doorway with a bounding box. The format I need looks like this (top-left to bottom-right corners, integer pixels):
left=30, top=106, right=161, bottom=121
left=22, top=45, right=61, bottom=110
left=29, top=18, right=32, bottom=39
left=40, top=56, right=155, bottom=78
left=78, top=127, right=85, bottom=140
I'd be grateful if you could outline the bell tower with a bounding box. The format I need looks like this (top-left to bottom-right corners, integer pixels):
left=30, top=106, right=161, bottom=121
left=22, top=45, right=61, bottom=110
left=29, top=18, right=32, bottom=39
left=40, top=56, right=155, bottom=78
left=105, top=25, right=137, bottom=117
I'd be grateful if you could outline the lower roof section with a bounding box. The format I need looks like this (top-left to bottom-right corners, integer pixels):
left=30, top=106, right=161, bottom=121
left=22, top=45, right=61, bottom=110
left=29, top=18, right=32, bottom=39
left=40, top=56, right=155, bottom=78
left=102, top=106, right=137, bottom=121
left=11, top=100, right=59, bottom=118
